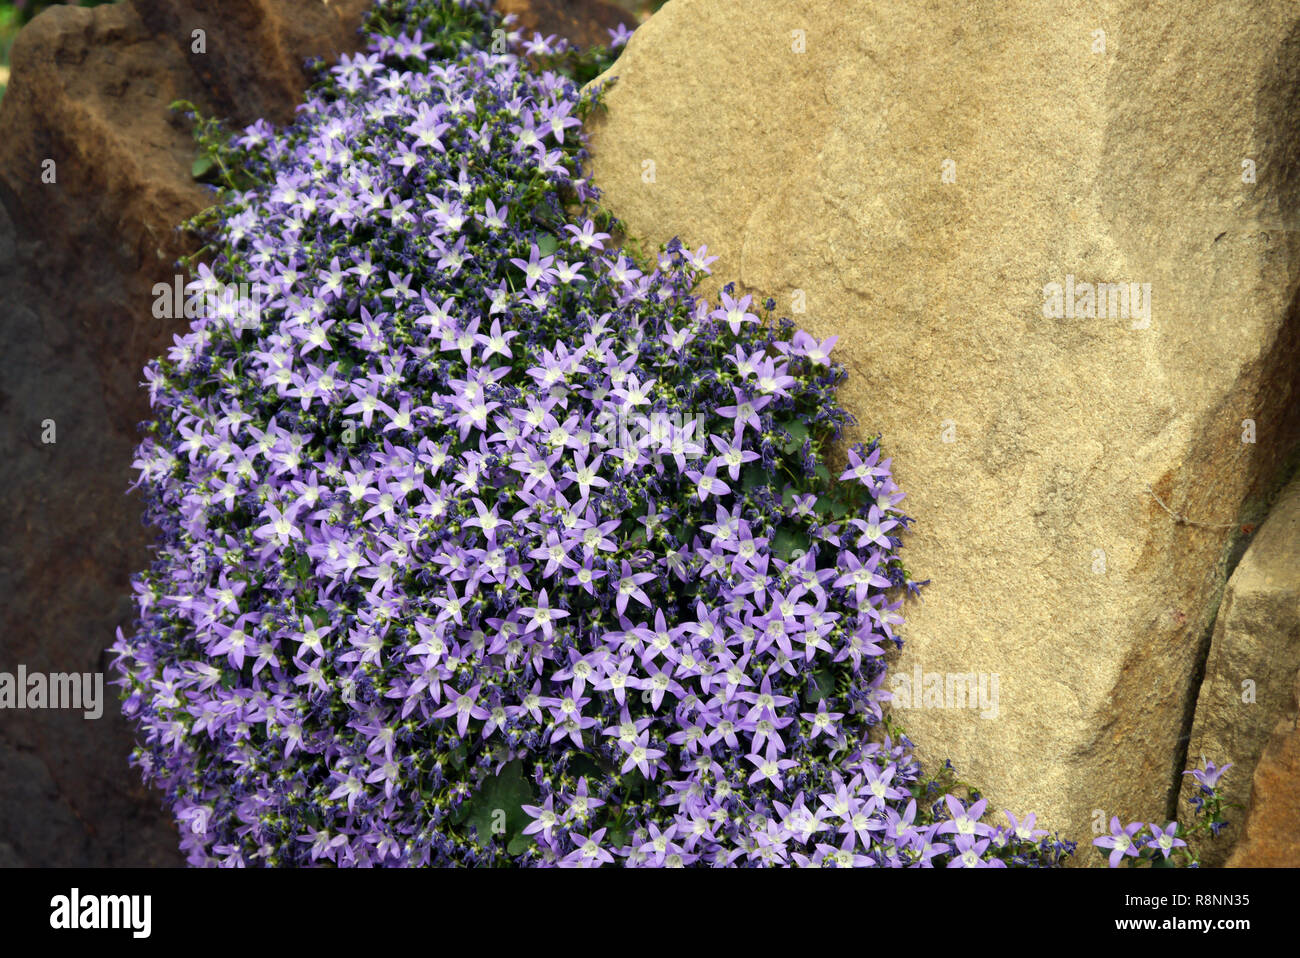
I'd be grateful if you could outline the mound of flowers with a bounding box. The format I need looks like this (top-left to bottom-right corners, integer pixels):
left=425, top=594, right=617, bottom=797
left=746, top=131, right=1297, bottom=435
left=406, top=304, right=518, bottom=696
left=111, top=0, right=1087, bottom=867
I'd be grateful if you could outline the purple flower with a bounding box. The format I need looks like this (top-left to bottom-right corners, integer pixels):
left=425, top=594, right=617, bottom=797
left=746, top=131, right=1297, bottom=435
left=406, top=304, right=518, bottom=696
left=520, top=589, right=570, bottom=641
left=1146, top=822, right=1187, bottom=859
left=1183, top=759, right=1232, bottom=792
left=710, top=290, right=759, bottom=335
left=1093, top=817, right=1145, bottom=867
left=509, top=242, right=556, bottom=289
left=715, top=387, right=771, bottom=437
left=620, top=731, right=665, bottom=778
left=948, top=834, right=1005, bottom=868
left=936, top=796, right=992, bottom=838
left=745, top=743, right=797, bottom=790
left=614, top=561, right=655, bottom=617
left=1003, top=810, right=1048, bottom=843
left=685, top=462, right=731, bottom=501
left=432, top=684, right=490, bottom=737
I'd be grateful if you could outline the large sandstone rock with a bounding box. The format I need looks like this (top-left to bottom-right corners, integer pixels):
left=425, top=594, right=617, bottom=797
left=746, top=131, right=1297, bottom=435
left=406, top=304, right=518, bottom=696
left=1227, top=670, right=1300, bottom=867
left=0, top=0, right=372, bottom=866
left=585, top=0, right=1300, bottom=849
left=1185, top=474, right=1300, bottom=865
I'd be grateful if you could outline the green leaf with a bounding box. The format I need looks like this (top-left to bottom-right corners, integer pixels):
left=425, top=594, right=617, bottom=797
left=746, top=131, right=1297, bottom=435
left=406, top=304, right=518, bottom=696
left=191, top=155, right=216, bottom=181
left=462, top=759, right=536, bottom=851
left=507, top=832, right=534, bottom=856
left=778, top=419, right=810, bottom=454
left=536, top=232, right=560, bottom=256
left=567, top=754, right=604, bottom=782
left=805, top=667, right=836, bottom=704
left=741, top=465, right=770, bottom=492
left=771, top=527, right=810, bottom=562
left=813, top=492, right=855, bottom=520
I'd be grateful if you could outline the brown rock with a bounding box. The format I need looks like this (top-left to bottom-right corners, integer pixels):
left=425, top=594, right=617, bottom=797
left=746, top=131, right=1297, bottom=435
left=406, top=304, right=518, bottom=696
left=0, top=0, right=371, bottom=425
left=0, top=0, right=369, bottom=866
left=584, top=0, right=1300, bottom=848
left=498, top=0, right=636, bottom=48
left=1227, top=671, right=1300, bottom=867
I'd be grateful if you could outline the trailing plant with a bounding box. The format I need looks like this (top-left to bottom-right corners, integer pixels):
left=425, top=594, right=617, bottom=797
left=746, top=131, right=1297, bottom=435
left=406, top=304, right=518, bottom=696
left=1093, top=760, right=1237, bottom=868
left=115, top=0, right=1172, bottom=868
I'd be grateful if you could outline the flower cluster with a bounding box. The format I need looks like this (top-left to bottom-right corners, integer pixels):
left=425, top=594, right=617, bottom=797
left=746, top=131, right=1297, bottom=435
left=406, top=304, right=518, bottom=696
left=113, top=0, right=1072, bottom=867
left=1092, top=760, right=1234, bottom=868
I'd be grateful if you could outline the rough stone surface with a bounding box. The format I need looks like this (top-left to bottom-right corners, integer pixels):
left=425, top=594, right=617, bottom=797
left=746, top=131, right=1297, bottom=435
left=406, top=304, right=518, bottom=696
left=1227, top=670, right=1300, bottom=866
left=1185, top=473, right=1300, bottom=864
left=498, top=0, right=636, bottom=48
left=0, top=0, right=371, bottom=866
left=585, top=0, right=1300, bottom=848
left=0, top=202, right=184, bottom=866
